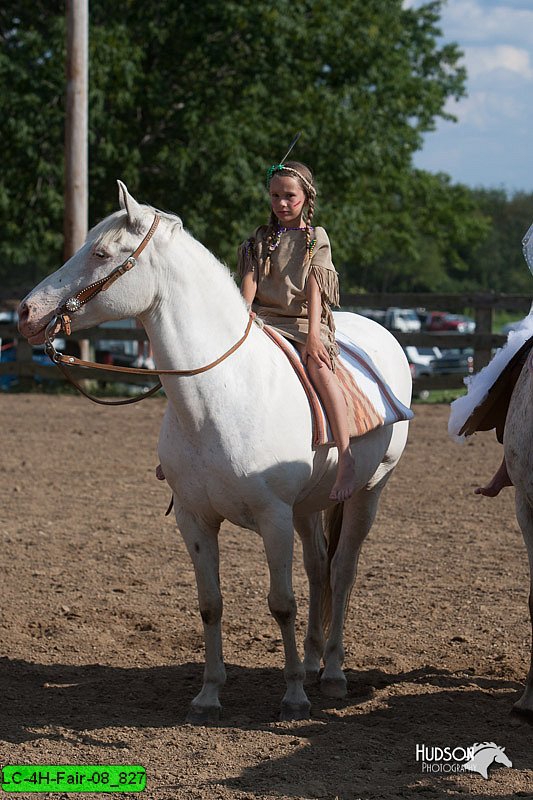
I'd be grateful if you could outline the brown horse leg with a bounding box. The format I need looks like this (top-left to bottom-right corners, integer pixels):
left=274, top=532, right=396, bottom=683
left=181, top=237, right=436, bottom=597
left=512, top=490, right=533, bottom=723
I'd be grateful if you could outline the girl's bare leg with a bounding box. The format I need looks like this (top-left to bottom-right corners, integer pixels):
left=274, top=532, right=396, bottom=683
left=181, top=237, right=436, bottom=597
left=474, top=456, right=512, bottom=497
left=305, top=357, right=356, bottom=502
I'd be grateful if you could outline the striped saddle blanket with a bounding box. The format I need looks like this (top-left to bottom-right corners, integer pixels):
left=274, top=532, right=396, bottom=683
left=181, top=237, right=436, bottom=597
left=263, top=325, right=413, bottom=447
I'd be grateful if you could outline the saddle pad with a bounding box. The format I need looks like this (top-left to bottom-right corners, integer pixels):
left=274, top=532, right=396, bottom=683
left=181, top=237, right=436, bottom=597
left=263, top=325, right=413, bottom=447
left=449, top=308, right=533, bottom=442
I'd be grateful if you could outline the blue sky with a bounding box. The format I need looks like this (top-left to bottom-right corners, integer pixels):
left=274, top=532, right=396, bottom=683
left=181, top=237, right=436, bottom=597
left=406, top=0, right=533, bottom=194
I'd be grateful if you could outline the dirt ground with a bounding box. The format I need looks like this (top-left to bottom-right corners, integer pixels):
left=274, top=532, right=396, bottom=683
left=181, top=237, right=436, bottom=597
left=1, top=394, right=533, bottom=799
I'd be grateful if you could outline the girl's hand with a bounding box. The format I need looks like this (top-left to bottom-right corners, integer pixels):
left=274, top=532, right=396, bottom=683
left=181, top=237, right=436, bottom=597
left=302, top=334, right=331, bottom=370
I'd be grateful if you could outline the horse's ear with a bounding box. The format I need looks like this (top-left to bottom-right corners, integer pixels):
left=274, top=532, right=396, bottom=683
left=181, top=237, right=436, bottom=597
left=117, top=180, right=143, bottom=226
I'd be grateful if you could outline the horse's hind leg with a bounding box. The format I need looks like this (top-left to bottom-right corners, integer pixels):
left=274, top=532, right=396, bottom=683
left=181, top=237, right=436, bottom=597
left=321, top=482, right=385, bottom=698
left=259, top=504, right=311, bottom=720
left=294, top=512, right=328, bottom=684
left=511, top=489, right=533, bottom=722
left=175, top=508, right=226, bottom=723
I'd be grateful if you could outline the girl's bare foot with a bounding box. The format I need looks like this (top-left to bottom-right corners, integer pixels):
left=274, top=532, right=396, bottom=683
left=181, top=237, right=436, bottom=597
left=330, top=452, right=357, bottom=502
left=155, top=464, right=165, bottom=481
left=474, top=459, right=512, bottom=497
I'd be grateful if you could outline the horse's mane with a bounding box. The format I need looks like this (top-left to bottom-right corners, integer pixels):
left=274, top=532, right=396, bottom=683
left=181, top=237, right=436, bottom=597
left=87, top=203, right=243, bottom=299
left=87, top=204, right=182, bottom=248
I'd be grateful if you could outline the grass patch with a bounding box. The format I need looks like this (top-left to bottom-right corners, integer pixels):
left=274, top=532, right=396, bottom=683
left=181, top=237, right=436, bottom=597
left=412, top=388, right=467, bottom=405
left=492, top=310, right=524, bottom=334
left=4, top=381, right=164, bottom=398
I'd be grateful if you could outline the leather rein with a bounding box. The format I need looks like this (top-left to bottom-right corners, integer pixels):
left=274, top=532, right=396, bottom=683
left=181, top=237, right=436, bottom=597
left=44, top=212, right=254, bottom=406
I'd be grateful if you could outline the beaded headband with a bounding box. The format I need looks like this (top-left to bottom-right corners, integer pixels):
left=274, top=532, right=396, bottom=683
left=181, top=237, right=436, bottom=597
left=265, top=132, right=317, bottom=196
left=266, top=165, right=316, bottom=196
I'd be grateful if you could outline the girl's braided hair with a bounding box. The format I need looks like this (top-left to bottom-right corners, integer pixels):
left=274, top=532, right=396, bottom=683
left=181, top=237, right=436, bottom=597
left=265, top=160, right=317, bottom=259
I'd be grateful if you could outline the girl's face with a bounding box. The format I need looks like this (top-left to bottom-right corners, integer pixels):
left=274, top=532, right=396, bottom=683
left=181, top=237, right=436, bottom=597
left=269, top=175, right=307, bottom=227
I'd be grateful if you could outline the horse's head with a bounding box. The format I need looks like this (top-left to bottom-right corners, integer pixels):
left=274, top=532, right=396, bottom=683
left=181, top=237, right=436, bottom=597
left=18, top=182, right=179, bottom=345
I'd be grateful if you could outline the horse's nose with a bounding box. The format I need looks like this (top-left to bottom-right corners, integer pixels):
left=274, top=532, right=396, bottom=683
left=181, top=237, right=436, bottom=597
left=18, top=301, right=29, bottom=327
left=18, top=300, right=31, bottom=325
left=17, top=301, right=33, bottom=335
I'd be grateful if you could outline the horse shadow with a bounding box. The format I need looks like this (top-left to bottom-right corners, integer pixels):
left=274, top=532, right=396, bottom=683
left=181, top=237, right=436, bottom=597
left=0, top=657, right=200, bottom=745
left=1, top=658, right=531, bottom=797
left=220, top=665, right=533, bottom=799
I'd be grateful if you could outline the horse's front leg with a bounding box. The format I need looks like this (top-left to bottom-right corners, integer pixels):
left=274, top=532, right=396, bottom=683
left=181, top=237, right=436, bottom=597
left=175, top=507, right=225, bottom=723
left=321, top=483, right=384, bottom=698
left=259, top=505, right=311, bottom=720
left=294, top=512, right=328, bottom=684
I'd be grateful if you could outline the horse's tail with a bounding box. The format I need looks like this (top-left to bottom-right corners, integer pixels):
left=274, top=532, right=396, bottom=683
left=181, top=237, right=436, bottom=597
left=322, top=502, right=344, bottom=636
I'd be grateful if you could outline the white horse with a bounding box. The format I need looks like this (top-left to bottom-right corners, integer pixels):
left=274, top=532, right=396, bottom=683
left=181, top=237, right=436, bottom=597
left=18, top=182, right=412, bottom=722
left=504, top=350, right=533, bottom=721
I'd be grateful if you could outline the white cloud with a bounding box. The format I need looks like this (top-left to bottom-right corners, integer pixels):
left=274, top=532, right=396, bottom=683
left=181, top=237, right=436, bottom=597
left=412, top=0, right=533, bottom=189
left=442, top=0, right=533, bottom=47
left=446, top=90, right=523, bottom=129
left=463, top=45, right=533, bottom=80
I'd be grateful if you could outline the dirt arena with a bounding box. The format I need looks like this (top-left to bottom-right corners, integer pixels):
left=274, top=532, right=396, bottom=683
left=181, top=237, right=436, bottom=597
left=1, top=394, right=533, bottom=799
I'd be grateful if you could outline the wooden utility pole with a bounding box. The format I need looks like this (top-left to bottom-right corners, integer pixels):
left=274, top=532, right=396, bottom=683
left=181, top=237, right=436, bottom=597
left=65, top=0, right=88, bottom=257
left=64, top=0, right=90, bottom=362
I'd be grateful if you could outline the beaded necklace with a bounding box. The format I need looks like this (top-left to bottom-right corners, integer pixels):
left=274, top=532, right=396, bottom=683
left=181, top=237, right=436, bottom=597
left=268, top=224, right=317, bottom=255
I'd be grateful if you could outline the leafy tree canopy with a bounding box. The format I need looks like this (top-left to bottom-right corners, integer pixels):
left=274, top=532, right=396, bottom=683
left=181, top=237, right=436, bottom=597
left=463, top=189, right=533, bottom=294
left=1, top=0, right=527, bottom=297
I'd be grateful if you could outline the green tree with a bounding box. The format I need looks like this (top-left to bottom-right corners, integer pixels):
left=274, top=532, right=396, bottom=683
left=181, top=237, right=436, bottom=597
left=463, top=189, right=533, bottom=293
left=1, top=0, right=480, bottom=294
left=357, top=171, right=491, bottom=293
left=0, top=3, right=65, bottom=289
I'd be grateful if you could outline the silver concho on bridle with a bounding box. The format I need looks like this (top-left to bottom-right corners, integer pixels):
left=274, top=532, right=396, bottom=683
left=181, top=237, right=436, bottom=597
left=65, top=297, right=82, bottom=312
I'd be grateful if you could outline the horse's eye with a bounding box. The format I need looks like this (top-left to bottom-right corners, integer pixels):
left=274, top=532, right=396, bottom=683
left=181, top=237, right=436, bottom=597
left=94, top=250, right=108, bottom=259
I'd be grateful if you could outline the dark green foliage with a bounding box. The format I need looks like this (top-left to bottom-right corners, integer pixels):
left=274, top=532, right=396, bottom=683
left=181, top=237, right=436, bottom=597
left=0, top=1, right=529, bottom=295
left=463, top=190, right=533, bottom=293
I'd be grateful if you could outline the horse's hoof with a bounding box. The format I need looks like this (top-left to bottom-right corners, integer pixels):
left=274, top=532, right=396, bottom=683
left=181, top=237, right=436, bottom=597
left=510, top=704, right=533, bottom=726
left=186, top=704, right=222, bottom=725
left=320, top=676, right=347, bottom=699
left=280, top=700, right=311, bottom=721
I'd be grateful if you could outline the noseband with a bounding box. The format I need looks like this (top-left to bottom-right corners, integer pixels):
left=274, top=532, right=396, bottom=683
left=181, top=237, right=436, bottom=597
left=44, top=212, right=254, bottom=406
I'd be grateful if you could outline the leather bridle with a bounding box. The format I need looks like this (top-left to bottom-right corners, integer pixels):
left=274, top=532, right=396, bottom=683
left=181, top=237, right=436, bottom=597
left=44, top=212, right=254, bottom=406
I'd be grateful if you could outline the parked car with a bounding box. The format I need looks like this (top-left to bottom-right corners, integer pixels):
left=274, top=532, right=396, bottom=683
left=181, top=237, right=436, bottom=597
left=383, top=307, right=421, bottom=333
left=95, top=318, right=143, bottom=367
left=415, top=308, right=431, bottom=328
left=0, top=344, right=59, bottom=390
left=404, top=346, right=442, bottom=377
left=426, top=311, right=475, bottom=333
left=432, top=348, right=474, bottom=376
left=0, top=309, right=17, bottom=325
left=0, top=309, right=65, bottom=389
left=404, top=345, right=442, bottom=400
left=354, top=307, right=421, bottom=333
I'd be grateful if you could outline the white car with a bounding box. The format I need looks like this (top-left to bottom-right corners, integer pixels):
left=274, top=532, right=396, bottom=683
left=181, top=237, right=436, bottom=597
left=404, top=346, right=442, bottom=399
left=404, top=345, right=442, bottom=376
left=385, top=307, right=422, bottom=333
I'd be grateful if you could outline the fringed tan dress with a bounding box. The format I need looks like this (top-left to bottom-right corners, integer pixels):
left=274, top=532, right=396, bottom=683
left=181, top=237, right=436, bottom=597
left=237, top=225, right=340, bottom=368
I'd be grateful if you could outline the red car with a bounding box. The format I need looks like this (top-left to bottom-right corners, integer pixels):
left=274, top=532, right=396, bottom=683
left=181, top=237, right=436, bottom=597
left=426, top=311, right=475, bottom=333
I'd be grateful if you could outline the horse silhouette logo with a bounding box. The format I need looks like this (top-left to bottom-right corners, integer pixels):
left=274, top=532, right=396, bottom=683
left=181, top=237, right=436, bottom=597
left=463, top=742, right=512, bottom=779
